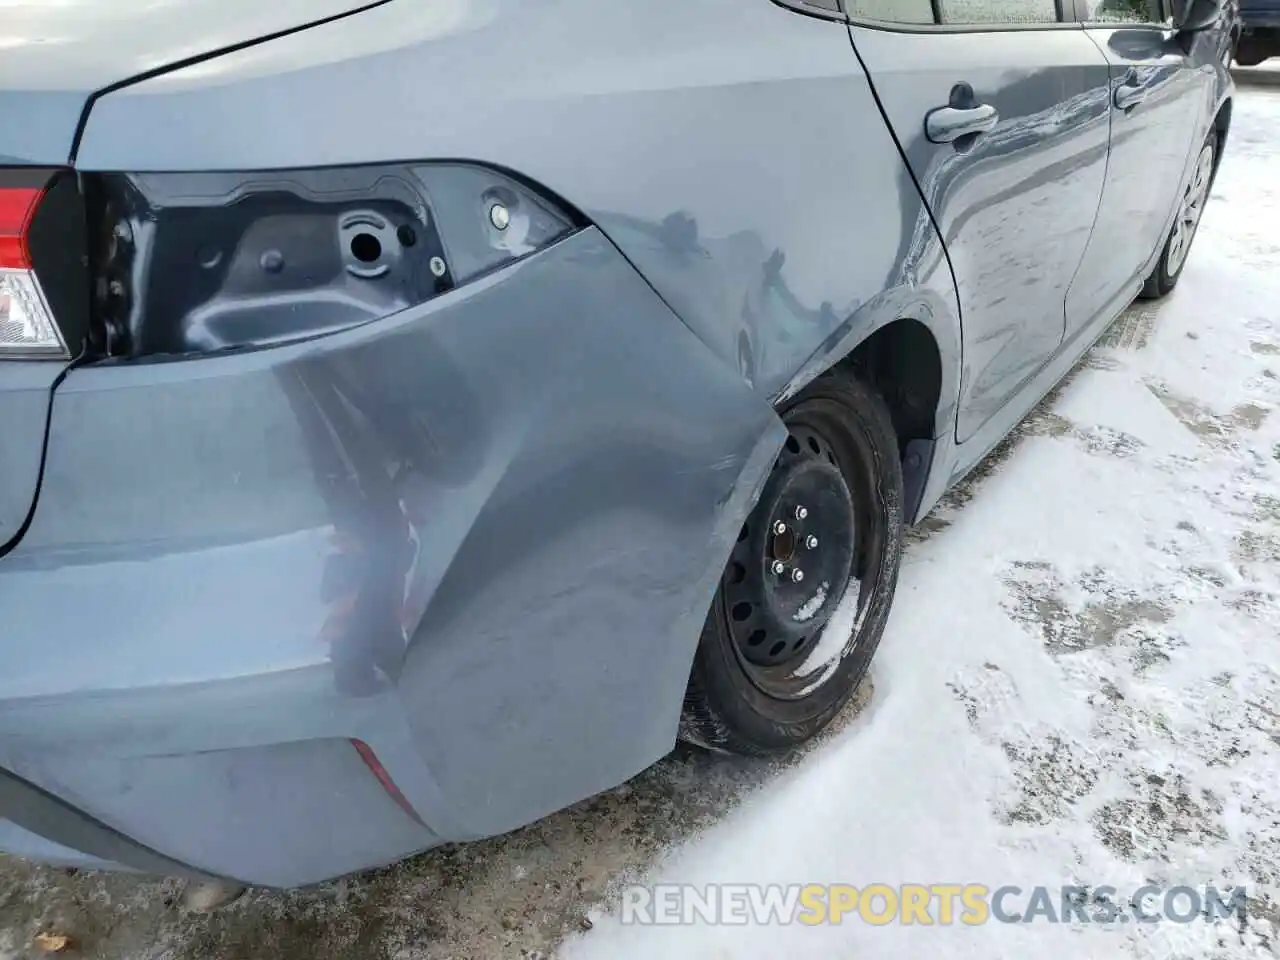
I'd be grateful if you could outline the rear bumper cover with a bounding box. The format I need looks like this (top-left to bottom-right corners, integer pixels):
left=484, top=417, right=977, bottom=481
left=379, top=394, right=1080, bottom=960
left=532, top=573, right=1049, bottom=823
left=0, top=228, right=784, bottom=887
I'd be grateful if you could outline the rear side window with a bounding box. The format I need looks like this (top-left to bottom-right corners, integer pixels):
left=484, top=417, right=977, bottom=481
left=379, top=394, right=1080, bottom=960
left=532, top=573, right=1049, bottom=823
left=845, top=0, right=934, bottom=22
left=1078, top=0, right=1167, bottom=21
left=939, top=0, right=1060, bottom=22
left=844, top=0, right=1066, bottom=25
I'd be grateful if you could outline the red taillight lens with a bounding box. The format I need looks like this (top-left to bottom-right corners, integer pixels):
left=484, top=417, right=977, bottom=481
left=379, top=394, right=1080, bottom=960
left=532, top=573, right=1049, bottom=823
left=0, top=180, right=67, bottom=358
left=0, top=187, right=43, bottom=270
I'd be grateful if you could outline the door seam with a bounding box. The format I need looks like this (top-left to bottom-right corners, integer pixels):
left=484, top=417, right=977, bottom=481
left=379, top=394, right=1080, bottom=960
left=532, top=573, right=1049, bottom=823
left=842, top=24, right=965, bottom=443
left=1061, top=27, right=1117, bottom=342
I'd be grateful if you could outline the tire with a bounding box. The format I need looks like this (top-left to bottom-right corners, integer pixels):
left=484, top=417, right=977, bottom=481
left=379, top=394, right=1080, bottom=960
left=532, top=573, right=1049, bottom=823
left=679, top=370, right=905, bottom=756
left=1235, top=35, right=1275, bottom=67
left=1235, top=46, right=1265, bottom=67
left=1139, top=134, right=1216, bottom=301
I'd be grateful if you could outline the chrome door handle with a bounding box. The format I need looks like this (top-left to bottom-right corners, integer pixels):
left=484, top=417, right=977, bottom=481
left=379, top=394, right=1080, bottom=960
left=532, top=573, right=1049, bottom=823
left=925, top=83, right=999, bottom=145
left=925, top=104, right=1000, bottom=143
left=1114, top=72, right=1148, bottom=112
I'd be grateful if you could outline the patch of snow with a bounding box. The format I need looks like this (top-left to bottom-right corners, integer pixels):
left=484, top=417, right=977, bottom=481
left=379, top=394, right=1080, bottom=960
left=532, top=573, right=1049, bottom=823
left=792, top=581, right=829, bottom=623
left=790, top=577, right=864, bottom=695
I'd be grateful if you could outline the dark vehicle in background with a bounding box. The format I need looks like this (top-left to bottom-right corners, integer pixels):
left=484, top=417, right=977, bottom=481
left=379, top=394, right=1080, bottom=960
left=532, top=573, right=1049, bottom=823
left=0, top=0, right=1235, bottom=888
left=1235, top=0, right=1280, bottom=63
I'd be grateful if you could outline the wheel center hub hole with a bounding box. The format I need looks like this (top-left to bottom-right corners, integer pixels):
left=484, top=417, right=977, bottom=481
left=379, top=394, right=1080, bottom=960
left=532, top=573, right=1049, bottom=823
left=771, top=527, right=797, bottom=563
left=721, top=421, right=865, bottom=673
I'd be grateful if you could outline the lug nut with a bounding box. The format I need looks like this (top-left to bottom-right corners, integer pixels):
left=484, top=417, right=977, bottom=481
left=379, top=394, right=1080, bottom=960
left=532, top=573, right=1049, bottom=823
left=771, top=561, right=786, bottom=576
left=805, top=535, right=818, bottom=549
left=791, top=568, right=805, bottom=583
left=489, top=202, right=511, bottom=231
left=773, top=521, right=788, bottom=535
left=795, top=506, right=808, bottom=520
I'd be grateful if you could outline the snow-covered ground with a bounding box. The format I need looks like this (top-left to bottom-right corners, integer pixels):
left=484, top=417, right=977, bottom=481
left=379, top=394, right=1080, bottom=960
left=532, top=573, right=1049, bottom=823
left=563, top=90, right=1280, bottom=960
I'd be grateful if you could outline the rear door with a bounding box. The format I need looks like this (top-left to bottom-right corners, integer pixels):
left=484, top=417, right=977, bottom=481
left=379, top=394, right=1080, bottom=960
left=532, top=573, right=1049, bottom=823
left=1065, top=0, right=1208, bottom=339
left=846, top=0, right=1113, bottom=442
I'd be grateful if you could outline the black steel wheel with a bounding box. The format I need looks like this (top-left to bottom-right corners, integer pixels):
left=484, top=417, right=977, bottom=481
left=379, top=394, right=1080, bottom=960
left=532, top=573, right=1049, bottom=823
left=680, top=369, right=905, bottom=755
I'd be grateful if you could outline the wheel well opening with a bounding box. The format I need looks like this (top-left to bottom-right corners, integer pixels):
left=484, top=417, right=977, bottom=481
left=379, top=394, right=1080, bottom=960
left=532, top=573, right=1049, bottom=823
left=1213, top=98, right=1233, bottom=177
left=840, top=318, right=942, bottom=457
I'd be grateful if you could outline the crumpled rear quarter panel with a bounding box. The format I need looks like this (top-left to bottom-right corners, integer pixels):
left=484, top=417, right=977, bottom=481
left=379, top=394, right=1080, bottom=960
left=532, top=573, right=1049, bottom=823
left=0, top=230, right=784, bottom=886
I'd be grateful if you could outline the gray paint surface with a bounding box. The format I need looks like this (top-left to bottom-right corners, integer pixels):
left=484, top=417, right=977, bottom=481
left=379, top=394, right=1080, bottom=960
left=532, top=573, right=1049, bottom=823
left=0, top=0, right=1235, bottom=886
left=0, top=363, right=57, bottom=549
left=0, top=0, right=388, bottom=165
left=1068, top=25, right=1213, bottom=336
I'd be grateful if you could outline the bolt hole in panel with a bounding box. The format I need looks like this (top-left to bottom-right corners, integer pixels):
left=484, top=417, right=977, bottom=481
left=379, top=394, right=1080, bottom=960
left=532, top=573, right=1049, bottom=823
left=351, top=233, right=381, bottom=263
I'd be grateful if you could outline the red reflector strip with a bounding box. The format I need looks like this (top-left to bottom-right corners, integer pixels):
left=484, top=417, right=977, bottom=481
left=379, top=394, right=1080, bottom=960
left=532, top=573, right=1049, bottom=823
left=350, top=739, right=426, bottom=827
left=0, top=187, right=44, bottom=269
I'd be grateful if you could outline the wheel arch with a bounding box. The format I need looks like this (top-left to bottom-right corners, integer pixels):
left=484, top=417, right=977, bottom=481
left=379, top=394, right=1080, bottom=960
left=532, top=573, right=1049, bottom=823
left=774, top=290, right=961, bottom=525
left=837, top=318, right=944, bottom=455
left=1211, top=96, right=1233, bottom=184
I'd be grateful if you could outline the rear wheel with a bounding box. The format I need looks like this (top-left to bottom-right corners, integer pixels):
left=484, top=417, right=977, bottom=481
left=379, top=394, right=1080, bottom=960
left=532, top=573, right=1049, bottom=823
left=679, top=370, right=904, bottom=756
left=1235, top=34, right=1277, bottom=67
left=1139, top=135, right=1216, bottom=300
left=1234, top=46, right=1264, bottom=67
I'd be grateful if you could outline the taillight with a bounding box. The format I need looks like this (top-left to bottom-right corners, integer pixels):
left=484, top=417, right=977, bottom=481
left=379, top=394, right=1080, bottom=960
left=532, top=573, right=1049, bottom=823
left=0, top=187, right=42, bottom=268
left=0, top=181, right=67, bottom=358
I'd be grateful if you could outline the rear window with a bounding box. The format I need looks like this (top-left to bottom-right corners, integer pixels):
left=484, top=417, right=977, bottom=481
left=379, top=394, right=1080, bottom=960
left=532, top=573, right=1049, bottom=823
left=940, top=0, right=1060, bottom=22
left=845, top=0, right=933, bottom=23
left=846, top=0, right=1065, bottom=24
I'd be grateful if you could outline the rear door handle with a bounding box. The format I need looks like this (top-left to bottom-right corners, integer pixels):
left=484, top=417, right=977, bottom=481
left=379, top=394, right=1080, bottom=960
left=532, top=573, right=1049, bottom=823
left=1114, top=72, right=1148, bottom=112
left=925, top=83, right=999, bottom=144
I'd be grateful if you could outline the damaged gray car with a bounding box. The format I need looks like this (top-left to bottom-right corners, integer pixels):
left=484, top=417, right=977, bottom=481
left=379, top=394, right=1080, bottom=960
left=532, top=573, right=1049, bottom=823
left=0, top=0, right=1233, bottom=887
